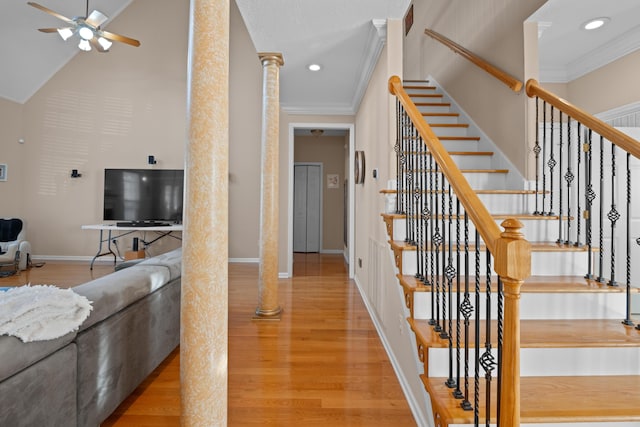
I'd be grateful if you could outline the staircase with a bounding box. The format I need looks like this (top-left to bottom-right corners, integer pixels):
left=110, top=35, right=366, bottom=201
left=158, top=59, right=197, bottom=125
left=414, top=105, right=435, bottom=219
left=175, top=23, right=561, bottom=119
left=383, top=80, right=640, bottom=426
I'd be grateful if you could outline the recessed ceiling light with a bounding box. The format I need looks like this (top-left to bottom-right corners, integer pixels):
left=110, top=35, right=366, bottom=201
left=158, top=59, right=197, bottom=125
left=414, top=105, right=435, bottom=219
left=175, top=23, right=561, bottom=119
left=582, top=17, right=609, bottom=31
left=308, top=64, right=321, bottom=71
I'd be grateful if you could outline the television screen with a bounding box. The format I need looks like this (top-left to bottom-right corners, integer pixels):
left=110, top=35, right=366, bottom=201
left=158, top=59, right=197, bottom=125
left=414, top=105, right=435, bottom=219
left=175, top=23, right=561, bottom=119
left=103, top=169, right=184, bottom=223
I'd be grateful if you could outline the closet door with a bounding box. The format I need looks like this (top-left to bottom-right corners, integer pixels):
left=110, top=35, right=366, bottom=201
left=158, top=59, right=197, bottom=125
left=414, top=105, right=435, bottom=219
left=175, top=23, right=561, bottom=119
left=293, top=164, right=321, bottom=252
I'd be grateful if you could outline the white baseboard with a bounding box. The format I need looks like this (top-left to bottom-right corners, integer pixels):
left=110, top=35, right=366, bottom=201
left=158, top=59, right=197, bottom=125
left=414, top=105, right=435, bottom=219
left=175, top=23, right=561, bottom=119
left=229, top=258, right=259, bottom=263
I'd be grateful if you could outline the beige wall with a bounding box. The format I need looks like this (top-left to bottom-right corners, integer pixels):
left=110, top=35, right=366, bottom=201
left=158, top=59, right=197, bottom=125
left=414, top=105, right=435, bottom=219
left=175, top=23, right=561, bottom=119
left=294, top=135, right=346, bottom=251
left=403, top=0, right=547, bottom=177
left=0, top=98, right=25, bottom=218
left=0, top=0, right=264, bottom=261
left=229, top=0, right=262, bottom=260
left=565, top=49, right=640, bottom=116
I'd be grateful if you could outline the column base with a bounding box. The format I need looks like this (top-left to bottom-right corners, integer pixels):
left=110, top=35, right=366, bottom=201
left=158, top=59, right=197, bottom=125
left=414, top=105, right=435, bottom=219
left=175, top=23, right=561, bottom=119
left=253, top=306, right=283, bottom=321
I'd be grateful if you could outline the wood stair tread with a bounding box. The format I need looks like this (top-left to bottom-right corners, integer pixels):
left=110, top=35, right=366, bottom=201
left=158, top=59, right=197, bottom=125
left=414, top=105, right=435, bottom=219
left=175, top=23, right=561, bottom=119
left=397, top=274, right=639, bottom=294
left=409, top=317, right=640, bottom=349
left=439, top=136, right=480, bottom=141
left=389, top=240, right=598, bottom=253
left=379, top=189, right=544, bottom=195
left=413, top=102, right=450, bottom=107
left=403, top=85, right=437, bottom=90
left=408, top=93, right=443, bottom=98
left=422, top=112, right=459, bottom=117
left=423, top=374, right=640, bottom=424
left=381, top=212, right=570, bottom=221
left=401, top=151, right=494, bottom=156
left=408, top=168, right=509, bottom=173
left=429, top=123, right=469, bottom=128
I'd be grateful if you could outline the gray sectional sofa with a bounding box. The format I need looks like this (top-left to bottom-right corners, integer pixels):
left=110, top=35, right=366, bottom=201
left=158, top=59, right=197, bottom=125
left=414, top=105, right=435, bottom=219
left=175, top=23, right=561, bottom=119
left=0, top=248, right=182, bottom=427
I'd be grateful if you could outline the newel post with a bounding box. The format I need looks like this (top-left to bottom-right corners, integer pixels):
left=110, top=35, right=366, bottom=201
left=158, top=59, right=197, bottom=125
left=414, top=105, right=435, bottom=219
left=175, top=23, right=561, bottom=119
left=494, top=218, right=530, bottom=427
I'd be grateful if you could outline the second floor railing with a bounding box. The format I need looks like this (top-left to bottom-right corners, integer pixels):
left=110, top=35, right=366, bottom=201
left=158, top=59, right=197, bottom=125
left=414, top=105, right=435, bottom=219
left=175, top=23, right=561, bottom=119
left=526, top=79, right=640, bottom=328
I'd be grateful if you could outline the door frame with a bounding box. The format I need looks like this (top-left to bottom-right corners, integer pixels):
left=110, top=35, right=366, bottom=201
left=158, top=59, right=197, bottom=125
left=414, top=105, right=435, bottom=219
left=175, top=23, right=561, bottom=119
left=287, top=123, right=355, bottom=278
left=293, top=162, right=324, bottom=253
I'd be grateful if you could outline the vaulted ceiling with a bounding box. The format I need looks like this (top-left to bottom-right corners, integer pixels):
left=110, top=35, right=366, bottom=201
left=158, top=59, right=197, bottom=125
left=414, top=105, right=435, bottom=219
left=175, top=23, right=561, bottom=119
left=1, top=0, right=639, bottom=112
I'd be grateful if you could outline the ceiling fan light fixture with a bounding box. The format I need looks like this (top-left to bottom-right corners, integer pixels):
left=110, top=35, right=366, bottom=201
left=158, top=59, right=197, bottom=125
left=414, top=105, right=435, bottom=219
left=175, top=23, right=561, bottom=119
left=78, top=38, right=91, bottom=51
left=98, top=36, right=112, bottom=50
left=78, top=26, right=94, bottom=40
left=57, top=27, right=74, bottom=41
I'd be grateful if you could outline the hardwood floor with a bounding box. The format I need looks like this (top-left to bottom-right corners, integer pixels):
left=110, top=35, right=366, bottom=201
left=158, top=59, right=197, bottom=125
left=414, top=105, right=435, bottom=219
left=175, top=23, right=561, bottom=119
left=1, top=255, right=416, bottom=426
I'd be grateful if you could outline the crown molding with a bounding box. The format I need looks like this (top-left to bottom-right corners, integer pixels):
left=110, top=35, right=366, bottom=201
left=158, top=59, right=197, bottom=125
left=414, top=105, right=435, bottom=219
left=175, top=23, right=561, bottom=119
left=281, top=103, right=356, bottom=116
left=349, top=19, right=387, bottom=113
left=541, top=24, right=640, bottom=83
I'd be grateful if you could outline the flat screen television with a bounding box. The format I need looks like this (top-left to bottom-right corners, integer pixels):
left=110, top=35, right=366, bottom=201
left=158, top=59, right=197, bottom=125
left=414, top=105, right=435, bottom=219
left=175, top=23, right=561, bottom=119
left=103, top=169, right=184, bottom=224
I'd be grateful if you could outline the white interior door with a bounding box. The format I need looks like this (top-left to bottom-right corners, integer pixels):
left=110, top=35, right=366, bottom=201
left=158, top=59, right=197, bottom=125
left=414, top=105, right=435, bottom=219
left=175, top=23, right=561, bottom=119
left=293, top=164, right=321, bottom=252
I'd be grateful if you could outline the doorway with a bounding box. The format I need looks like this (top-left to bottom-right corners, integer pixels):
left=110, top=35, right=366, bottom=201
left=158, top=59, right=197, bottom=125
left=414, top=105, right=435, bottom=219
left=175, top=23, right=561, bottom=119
left=293, top=163, right=322, bottom=253
left=287, top=123, right=355, bottom=278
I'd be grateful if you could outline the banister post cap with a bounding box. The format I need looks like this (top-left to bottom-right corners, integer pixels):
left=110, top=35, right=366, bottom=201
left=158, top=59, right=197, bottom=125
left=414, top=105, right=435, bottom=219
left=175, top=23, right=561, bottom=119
left=494, top=218, right=531, bottom=282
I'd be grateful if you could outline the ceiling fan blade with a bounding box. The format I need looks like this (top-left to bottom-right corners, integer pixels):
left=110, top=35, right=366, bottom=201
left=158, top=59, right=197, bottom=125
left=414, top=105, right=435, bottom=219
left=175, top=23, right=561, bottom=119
left=100, top=30, right=141, bottom=47
left=37, top=27, right=60, bottom=33
left=89, top=37, right=108, bottom=53
left=27, top=2, right=74, bottom=24
left=85, top=10, right=108, bottom=28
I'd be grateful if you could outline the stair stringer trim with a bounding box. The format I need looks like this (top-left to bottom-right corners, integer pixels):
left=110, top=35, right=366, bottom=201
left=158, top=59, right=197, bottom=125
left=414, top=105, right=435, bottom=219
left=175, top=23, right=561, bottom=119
left=426, top=75, right=527, bottom=191
left=353, top=236, right=435, bottom=427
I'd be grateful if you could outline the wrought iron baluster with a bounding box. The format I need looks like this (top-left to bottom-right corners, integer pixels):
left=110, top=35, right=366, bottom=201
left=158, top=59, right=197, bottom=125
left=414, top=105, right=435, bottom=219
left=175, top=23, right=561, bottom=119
left=481, top=250, right=496, bottom=427
left=429, top=156, right=437, bottom=326
left=433, top=166, right=442, bottom=332
left=533, top=97, right=541, bottom=215
left=474, top=230, right=481, bottom=426
left=557, top=111, right=564, bottom=243
left=453, top=198, right=464, bottom=399
left=623, top=152, right=634, bottom=326
left=445, top=182, right=455, bottom=388
left=496, top=276, right=504, bottom=425
left=461, top=212, right=473, bottom=411
left=541, top=101, right=547, bottom=216
left=548, top=105, right=556, bottom=216
left=575, top=123, right=582, bottom=247
left=607, top=142, right=619, bottom=287
left=598, top=135, right=605, bottom=283
left=441, top=173, right=448, bottom=337
left=565, top=117, right=574, bottom=244
left=406, top=124, right=415, bottom=245
left=395, top=101, right=401, bottom=214
left=414, top=133, right=423, bottom=280
left=584, top=130, right=595, bottom=279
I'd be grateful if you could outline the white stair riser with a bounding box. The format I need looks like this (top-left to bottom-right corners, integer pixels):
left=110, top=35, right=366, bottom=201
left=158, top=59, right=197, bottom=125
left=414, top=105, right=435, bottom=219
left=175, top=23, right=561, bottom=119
left=395, top=217, right=566, bottom=242
left=413, top=291, right=628, bottom=321
left=416, top=104, right=451, bottom=114
left=426, top=347, right=640, bottom=377
left=440, top=140, right=480, bottom=151
left=400, top=249, right=590, bottom=277
left=423, top=115, right=459, bottom=125
left=432, top=127, right=469, bottom=138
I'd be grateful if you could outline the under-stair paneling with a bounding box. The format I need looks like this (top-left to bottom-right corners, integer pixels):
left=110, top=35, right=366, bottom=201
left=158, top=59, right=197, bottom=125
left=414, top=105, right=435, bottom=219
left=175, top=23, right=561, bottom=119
left=355, top=236, right=433, bottom=426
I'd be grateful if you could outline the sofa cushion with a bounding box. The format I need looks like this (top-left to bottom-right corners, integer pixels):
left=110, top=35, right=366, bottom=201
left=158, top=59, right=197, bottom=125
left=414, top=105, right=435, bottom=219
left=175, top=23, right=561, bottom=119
left=73, top=265, right=171, bottom=331
left=138, top=247, right=182, bottom=281
left=0, top=332, right=76, bottom=382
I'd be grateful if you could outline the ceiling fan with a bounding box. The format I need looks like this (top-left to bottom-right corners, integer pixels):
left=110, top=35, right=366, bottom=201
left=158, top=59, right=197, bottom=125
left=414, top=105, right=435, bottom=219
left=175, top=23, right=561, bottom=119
left=27, top=1, right=140, bottom=52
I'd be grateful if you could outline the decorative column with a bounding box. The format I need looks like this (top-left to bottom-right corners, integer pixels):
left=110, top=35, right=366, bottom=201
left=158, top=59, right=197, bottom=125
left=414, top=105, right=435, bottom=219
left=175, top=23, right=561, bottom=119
left=181, top=0, right=229, bottom=425
left=255, top=52, right=284, bottom=320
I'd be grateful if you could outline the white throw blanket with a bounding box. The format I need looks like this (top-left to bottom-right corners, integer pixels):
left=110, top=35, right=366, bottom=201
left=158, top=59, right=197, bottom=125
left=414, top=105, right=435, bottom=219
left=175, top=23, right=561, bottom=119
left=0, top=285, right=92, bottom=342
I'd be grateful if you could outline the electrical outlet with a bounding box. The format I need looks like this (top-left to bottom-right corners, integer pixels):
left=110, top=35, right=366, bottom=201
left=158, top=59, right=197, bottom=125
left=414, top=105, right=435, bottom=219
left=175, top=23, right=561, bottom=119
left=398, top=313, right=405, bottom=335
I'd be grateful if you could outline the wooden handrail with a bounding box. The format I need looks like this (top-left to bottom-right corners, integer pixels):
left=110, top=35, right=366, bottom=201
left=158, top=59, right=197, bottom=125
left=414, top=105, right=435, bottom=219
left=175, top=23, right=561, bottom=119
left=424, top=28, right=523, bottom=93
left=526, top=79, right=640, bottom=160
